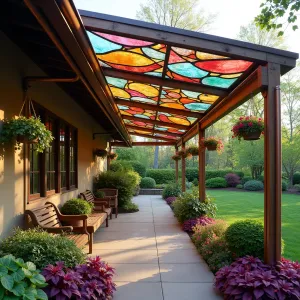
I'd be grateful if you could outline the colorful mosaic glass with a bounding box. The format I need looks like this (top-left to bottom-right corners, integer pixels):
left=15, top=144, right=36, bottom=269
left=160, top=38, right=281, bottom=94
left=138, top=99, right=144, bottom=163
left=128, top=128, right=153, bottom=136
left=106, top=76, right=160, bottom=104
left=124, top=119, right=153, bottom=129
left=160, top=86, right=217, bottom=112
left=154, top=125, right=186, bottom=135
left=157, top=112, right=196, bottom=126
left=167, top=46, right=253, bottom=88
left=154, top=133, right=177, bottom=140
left=88, top=31, right=166, bottom=76
left=118, top=104, right=156, bottom=119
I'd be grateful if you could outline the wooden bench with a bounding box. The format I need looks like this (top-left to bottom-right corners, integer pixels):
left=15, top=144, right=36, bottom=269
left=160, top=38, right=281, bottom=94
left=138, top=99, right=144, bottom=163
left=96, top=188, right=118, bottom=218
left=80, top=190, right=113, bottom=219
left=25, top=201, right=91, bottom=252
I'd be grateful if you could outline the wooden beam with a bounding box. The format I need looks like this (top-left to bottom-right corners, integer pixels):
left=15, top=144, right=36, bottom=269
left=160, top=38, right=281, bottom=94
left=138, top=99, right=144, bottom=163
left=198, top=125, right=205, bottom=202
left=130, top=133, right=176, bottom=142
left=181, top=142, right=186, bottom=192
left=176, top=67, right=266, bottom=146
left=111, top=141, right=176, bottom=146
left=122, top=115, right=190, bottom=130
left=126, top=125, right=182, bottom=137
left=263, top=63, right=281, bottom=265
left=175, top=145, right=179, bottom=183
left=103, top=69, right=228, bottom=97
left=115, top=99, right=204, bottom=118
left=80, top=11, right=298, bottom=72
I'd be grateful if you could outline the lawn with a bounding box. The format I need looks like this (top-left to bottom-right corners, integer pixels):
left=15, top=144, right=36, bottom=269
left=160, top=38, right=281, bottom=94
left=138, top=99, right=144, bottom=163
left=208, top=190, right=300, bottom=262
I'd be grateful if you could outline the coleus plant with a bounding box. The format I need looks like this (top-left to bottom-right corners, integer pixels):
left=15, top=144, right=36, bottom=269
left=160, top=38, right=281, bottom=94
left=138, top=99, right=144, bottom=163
left=215, top=256, right=300, bottom=300
left=165, top=196, right=177, bottom=206
left=201, top=137, right=224, bottom=154
left=232, top=116, right=264, bottom=140
left=182, top=216, right=215, bottom=233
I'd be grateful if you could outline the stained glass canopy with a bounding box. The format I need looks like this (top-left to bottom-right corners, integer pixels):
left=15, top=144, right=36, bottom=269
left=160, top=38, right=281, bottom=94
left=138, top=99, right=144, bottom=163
left=86, top=27, right=255, bottom=142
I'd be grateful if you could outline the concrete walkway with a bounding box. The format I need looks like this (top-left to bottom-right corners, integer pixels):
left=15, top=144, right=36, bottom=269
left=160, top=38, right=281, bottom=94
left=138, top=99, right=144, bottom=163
left=92, top=195, right=221, bottom=300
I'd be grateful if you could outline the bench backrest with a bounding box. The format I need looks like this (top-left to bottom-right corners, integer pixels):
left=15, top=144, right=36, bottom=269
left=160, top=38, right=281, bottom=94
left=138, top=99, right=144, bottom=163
left=25, top=203, right=62, bottom=228
left=97, top=188, right=118, bottom=197
left=80, top=190, right=95, bottom=203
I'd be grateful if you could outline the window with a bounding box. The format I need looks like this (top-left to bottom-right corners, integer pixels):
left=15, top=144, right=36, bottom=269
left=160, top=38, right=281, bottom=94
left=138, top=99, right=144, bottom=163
left=28, top=105, right=78, bottom=201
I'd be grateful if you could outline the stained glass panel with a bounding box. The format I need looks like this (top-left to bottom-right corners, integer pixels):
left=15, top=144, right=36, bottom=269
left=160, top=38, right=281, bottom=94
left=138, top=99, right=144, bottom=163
left=88, top=31, right=166, bottom=76
left=154, top=125, right=186, bottom=135
left=128, top=128, right=153, bottom=136
left=124, top=119, right=153, bottom=129
left=167, top=46, right=253, bottom=88
left=154, top=133, right=177, bottom=140
left=157, top=112, right=196, bottom=126
left=118, top=104, right=156, bottom=119
left=106, top=76, right=160, bottom=104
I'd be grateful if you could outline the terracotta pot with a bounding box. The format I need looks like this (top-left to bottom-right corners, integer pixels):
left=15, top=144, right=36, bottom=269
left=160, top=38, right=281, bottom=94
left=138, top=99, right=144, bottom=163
left=242, top=131, right=261, bottom=141
left=206, top=144, right=217, bottom=151
left=16, top=135, right=38, bottom=144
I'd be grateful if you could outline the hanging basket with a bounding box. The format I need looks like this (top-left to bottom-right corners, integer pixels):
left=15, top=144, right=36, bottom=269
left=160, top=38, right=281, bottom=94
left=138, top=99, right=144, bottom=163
left=16, top=135, right=39, bottom=144
left=94, top=149, right=108, bottom=158
left=186, top=145, right=199, bottom=156
left=206, top=144, right=217, bottom=151
left=177, top=150, right=188, bottom=158
left=242, top=130, right=262, bottom=141
left=172, top=154, right=181, bottom=161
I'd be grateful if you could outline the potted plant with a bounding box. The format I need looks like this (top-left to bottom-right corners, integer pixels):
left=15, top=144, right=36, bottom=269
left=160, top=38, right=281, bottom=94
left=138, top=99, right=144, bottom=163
left=61, top=198, right=94, bottom=227
left=232, top=116, right=264, bottom=140
left=94, top=190, right=106, bottom=199
left=201, top=137, right=224, bottom=153
left=177, top=149, right=188, bottom=158
left=0, top=116, right=54, bottom=152
left=94, top=148, right=108, bottom=158
left=172, top=153, right=181, bottom=161
left=186, top=145, right=199, bottom=158
left=107, top=152, right=118, bottom=160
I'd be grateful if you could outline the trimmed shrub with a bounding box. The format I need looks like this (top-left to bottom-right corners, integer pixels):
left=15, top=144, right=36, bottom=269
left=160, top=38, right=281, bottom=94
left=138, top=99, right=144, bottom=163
left=162, top=183, right=181, bottom=199
left=95, top=170, right=140, bottom=207
left=192, top=178, right=199, bottom=186
left=282, top=180, right=288, bottom=191
left=244, top=180, right=264, bottom=191
left=146, top=169, right=176, bottom=184
left=186, top=168, right=198, bottom=182
left=294, top=184, right=300, bottom=192
left=206, top=170, right=244, bottom=180
left=241, top=176, right=252, bottom=185
left=155, top=184, right=166, bottom=189
left=225, top=219, right=264, bottom=259
left=205, top=177, right=227, bottom=188
left=61, top=198, right=93, bottom=215
left=236, top=184, right=243, bottom=189
left=225, top=173, right=240, bottom=187
left=110, top=160, right=133, bottom=172
left=215, top=256, right=300, bottom=300
left=126, top=161, right=146, bottom=177
left=140, top=177, right=156, bottom=188
left=173, top=190, right=217, bottom=223
left=293, top=171, right=300, bottom=185
left=0, top=228, right=86, bottom=269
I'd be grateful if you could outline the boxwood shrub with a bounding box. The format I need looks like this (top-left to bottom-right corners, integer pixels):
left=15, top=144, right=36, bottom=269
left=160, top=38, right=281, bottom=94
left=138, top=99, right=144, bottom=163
left=282, top=180, right=288, bottom=191
left=146, top=169, right=176, bottom=184
left=126, top=161, right=146, bottom=177
left=0, top=228, right=86, bottom=269
left=293, top=172, right=300, bottom=185
left=61, top=198, right=93, bottom=215
left=205, top=177, right=227, bottom=188
left=140, top=177, right=156, bottom=188
left=241, top=176, right=253, bottom=185
left=244, top=180, right=264, bottom=191
left=162, top=183, right=181, bottom=199
left=236, top=184, right=243, bottom=189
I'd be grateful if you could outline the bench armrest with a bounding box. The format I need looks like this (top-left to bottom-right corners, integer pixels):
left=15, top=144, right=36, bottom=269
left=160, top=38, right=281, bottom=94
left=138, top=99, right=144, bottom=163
left=94, top=199, right=110, bottom=208
left=43, top=226, right=73, bottom=233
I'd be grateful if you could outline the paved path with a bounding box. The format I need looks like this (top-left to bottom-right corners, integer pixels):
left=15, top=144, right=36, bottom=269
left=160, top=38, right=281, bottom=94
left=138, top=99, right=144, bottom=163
left=92, top=195, right=221, bottom=300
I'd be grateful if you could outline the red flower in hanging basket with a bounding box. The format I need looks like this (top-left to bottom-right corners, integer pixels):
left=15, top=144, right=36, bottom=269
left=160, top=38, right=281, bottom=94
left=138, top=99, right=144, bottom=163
left=201, top=137, right=224, bottom=154
left=232, top=116, right=264, bottom=141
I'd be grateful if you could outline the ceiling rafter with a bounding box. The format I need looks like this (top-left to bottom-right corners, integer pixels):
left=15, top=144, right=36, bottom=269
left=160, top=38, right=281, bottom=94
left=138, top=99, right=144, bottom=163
left=112, top=141, right=176, bottom=147
left=125, top=125, right=183, bottom=137
left=130, top=133, right=176, bottom=141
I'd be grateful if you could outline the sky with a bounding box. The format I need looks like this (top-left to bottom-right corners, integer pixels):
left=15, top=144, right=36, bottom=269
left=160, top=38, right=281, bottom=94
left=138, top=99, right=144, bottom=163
left=74, top=0, right=300, bottom=55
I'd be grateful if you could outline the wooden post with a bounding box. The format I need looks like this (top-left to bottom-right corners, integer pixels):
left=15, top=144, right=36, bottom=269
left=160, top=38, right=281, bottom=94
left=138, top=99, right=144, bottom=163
left=263, top=62, right=281, bottom=265
left=198, top=125, right=206, bottom=201
left=107, top=143, right=111, bottom=171
left=181, top=142, right=186, bottom=192
left=175, top=146, right=179, bottom=184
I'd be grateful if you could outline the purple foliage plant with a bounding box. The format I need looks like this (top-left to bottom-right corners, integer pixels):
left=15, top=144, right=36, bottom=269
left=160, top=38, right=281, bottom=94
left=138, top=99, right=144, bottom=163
left=166, top=196, right=177, bottom=206
left=182, top=216, right=215, bottom=233
left=225, top=173, right=240, bottom=187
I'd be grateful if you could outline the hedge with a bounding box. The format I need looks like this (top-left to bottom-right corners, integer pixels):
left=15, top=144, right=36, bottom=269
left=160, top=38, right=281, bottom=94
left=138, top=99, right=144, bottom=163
left=146, top=168, right=244, bottom=184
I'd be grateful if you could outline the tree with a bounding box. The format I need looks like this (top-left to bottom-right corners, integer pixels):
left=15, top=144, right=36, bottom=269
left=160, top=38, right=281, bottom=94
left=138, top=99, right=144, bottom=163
left=136, top=0, right=215, bottom=32
left=255, top=0, right=300, bottom=36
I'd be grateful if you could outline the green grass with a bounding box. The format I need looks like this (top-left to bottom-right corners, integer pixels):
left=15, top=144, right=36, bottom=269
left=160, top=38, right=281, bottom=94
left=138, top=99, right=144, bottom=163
left=208, top=190, right=300, bottom=262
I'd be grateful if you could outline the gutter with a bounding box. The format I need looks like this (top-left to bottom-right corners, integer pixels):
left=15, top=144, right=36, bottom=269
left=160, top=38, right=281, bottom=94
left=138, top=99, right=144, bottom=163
left=24, top=0, right=131, bottom=146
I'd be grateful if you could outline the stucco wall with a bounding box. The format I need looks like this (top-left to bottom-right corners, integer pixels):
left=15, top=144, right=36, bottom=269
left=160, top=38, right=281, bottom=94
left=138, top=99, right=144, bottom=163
left=0, top=31, right=109, bottom=237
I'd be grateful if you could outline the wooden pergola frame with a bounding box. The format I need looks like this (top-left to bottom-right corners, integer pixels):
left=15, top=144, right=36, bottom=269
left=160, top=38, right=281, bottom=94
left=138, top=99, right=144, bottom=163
left=20, top=0, right=298, bottom=267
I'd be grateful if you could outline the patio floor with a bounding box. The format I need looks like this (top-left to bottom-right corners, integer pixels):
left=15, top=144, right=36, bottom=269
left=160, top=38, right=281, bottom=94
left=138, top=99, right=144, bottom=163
left=92, top=195, right=221, bottom=300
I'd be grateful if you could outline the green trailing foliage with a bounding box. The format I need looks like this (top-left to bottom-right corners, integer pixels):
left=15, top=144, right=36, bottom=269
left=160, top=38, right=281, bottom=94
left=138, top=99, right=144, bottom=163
left=94, top=170, right=140, bottom=207
left=140, top=177, right=156, bottom=188
left=0, top=228, right=86, bottom=269
left=162, top=183, right=181, bottom=199
left=0, top=254, right=47, bottom=299
left=225, top=220, right=265, bottom=259
left=205, top=177, right=228, bottom=188
left=61, top=198, right=93, bottom=215
left=172, top=189, right=217, bottom=223
left=0, top=116, right=54, bottom=153
left=244, top=180, right=264, bottom=191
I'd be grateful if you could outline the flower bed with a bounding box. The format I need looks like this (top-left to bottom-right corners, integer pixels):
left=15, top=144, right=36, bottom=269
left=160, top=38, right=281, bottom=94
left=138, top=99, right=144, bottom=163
left=182, top=216, right=215, bottom=233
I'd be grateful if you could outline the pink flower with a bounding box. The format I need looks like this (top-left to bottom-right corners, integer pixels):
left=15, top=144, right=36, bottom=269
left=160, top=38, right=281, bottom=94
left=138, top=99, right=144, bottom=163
left=248, top=122, right=253, bottom=127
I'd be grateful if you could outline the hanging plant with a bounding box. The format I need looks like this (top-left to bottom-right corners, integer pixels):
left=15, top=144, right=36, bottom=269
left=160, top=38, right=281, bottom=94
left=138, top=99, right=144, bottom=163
left=94, top=148, right=107, bottom=158
left=232, top=116, right=264, bottom=141
left=201, top=137, right=224, bottom=154
left=108, top=152, right=118, bottom=160
left=0, top=116, right=54, bottom=153
left=172, top=153, right=181, bottom=161
left=186, top=145, right=199, bottom=157
left=177, top=149, right=188, bottom=158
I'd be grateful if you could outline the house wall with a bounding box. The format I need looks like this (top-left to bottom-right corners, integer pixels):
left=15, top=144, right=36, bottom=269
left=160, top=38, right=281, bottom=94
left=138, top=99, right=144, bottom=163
left=0, top=31, right=109, bottom=238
